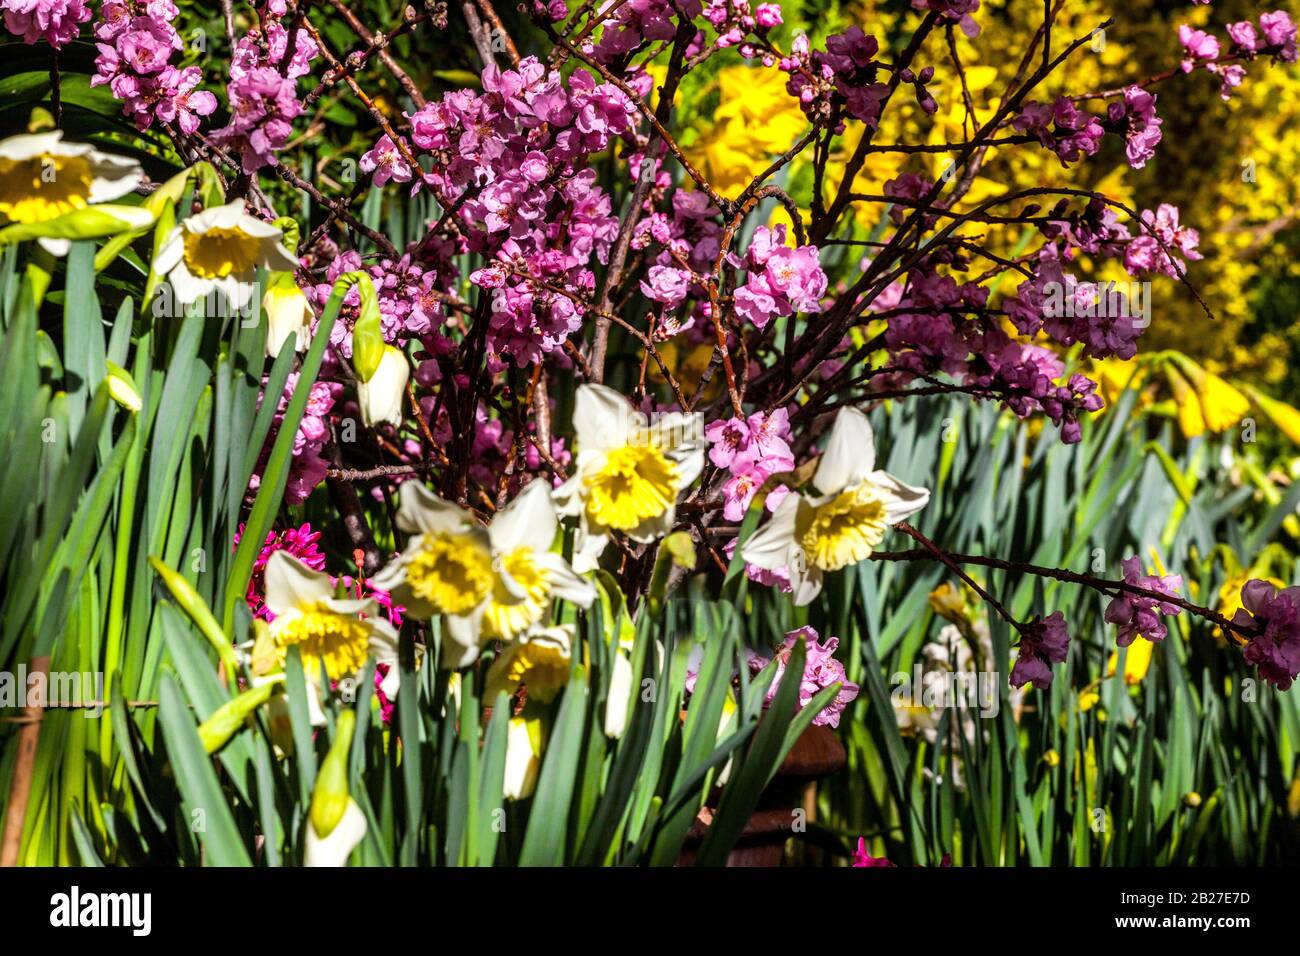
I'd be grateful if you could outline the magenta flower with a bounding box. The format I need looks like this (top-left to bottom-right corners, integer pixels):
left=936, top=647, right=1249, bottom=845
left=1010, top=611, right=1071, bottom=689
left=1233, top=580, right=1300, bottom=690
left=851, top=837, right=896, bottom=867
left=1259, top=10, right=1298, bottom=62
left=236, top=523, right=326, bottom=620
left=1109, top=86, right=1163, bottom=169
left=1104, top=556, right=1183, bottom=647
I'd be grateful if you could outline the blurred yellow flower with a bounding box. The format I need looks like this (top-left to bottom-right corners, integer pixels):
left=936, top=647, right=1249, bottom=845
left=685, top=65, right=808, bottom=198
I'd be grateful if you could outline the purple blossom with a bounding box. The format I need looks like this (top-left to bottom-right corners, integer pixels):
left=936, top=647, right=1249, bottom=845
left=1010, top=612, right=1071, bottom=689
left=748, top=626, right=861, bottom=728
left=1234, top=580, right=1300, bottom=690
left=2, top=0, right=91, bottom=47
left=1104, top=556, right=1183, bottom=647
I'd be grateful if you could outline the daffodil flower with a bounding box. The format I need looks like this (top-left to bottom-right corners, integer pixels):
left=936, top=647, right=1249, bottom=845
left=374, top=479, right=594, bottom=668
left=257, top=551, right=399, bottom=723
left=153, top=199, right=296, bottom=309
left=371, top=484, right=494, bottom=667
left=743, top=406, right=930, bottom=606
left=554, top=383, right=706, bottom=573
left=0, top=130, right=143, bottom=256
left=485, top=624, right=573, bottom=704
left=483, top=480, right=595, bottom=640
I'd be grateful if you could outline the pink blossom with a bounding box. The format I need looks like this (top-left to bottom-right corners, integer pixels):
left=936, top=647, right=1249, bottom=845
left=1177, top=25, right=1220, bottom=72
left=748, top=626, right=861, bottom=728
left=1010, top=611, right=1071, bottom=689
left=1234, top=580, right=1300, bottom=689
left=1103, top=557, right=1183, bottom=647
left=360, top=135, right=414, bottom=187
left=1, top=0, right=90, bottom=47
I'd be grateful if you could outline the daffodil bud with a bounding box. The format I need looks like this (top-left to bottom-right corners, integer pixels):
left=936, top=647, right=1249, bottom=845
left=603, top=651, right=634, bottom=739
left=350, top=275, right=385, bottom=383
left=263, top=271, right=312, bottom=358
left=309, top=710, right=357, bottom=839
left=105, top=361, right=142, bottom=413
left=305, top=713, right=367, bottom=866
left=197, top=677, right=283, bottom=753
left=357, top=344, right=409, bottom=428
left=503, top=716, right=544, bottom=801
left=148, top=556, right=239, bottom=681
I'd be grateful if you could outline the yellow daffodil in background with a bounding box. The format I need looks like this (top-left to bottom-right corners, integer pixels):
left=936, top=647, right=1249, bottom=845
left=744, top=406, right=930, bottom=605
left=0, top=127, right=143, bottom=256
left=154, top=199, right=296, bottom=308
left=554, top=383, right=705, bottom=573
left=684, top=65, right=808, bottom=198
left=1106, top=637, right=1155, bottom=685
left=486, top=624, right=573, bottom=704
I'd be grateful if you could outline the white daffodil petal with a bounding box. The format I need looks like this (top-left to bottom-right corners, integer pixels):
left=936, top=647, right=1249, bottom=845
left=489, top=478, right=557, bottom=554
left=570, top=520, right=608, bottom=574
left=263, top=551, right=336, bottom=617
left=304, top=798, right=367, bottom=867
left=152, top=228, right=184, bottom=275
left=535, top=552, right=596, bottom=608
left=551, top=471, right=585, bottom=517
left=37, top=237, right=70, bottom=257
left=813, top=406, right=875, bottom=495
left=395, top=482, right=476, bottom=536
left=503, top=719, right=541, bottom=801
left=440, top=612, right=485, bottom=669
left=741, top=493, right=801, bottom=570
left=573, top=383, right=641, bottom=452
left=873, top=471, right=932, bottom=525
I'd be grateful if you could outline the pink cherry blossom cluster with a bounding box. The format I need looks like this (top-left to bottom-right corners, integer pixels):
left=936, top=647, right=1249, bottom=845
left=733, top=224, right=828, bottom=330
left=1015, top=85, right=1162, bottom=170
left=1178, top=10, right=1298, bottom=100
left=211, top=17, right=319, bottom=172
left=248, top=371, right=340, bottom=506
left=381, top=56, right=637, bottom=368
left=91, top=0, right=217, bottom=135
left=1234, top=580, right=1300, bottom=690
left=1, top=0, right=90, bottom=47
left=1104, top=556, right=1184, bottom=647
left=705, top=408, right=794, bottom=520
left=747, top=626, right=861, bottom=728
left=1010, top=612, right=1070, bottom=689
left=779, top=27, right=891, bottom=132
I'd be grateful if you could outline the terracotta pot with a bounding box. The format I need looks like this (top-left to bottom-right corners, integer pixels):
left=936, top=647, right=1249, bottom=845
left=675, top=723, right=846, bottom=866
